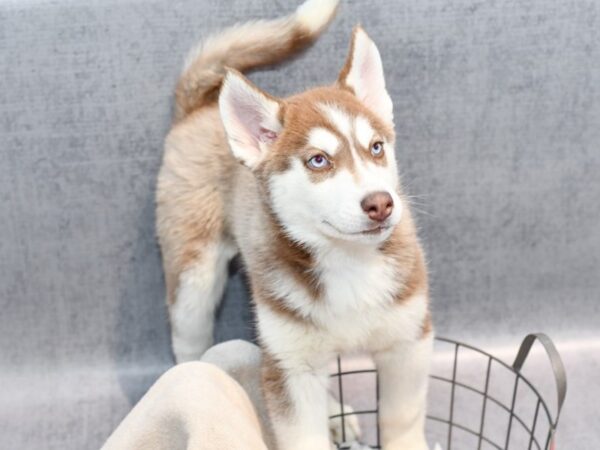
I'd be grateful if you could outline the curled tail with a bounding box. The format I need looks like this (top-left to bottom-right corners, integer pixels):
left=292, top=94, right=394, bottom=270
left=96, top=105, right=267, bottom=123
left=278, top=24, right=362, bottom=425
left=174, top=0, right=339, bottom=120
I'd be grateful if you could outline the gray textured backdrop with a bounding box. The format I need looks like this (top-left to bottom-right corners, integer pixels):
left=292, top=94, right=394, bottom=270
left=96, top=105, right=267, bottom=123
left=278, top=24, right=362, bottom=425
left=0, top=0, right=598, bottom=449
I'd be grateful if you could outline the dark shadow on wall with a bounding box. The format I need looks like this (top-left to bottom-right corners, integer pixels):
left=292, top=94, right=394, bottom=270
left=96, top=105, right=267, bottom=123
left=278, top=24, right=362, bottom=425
left=215, top=257, right=257, bottom=345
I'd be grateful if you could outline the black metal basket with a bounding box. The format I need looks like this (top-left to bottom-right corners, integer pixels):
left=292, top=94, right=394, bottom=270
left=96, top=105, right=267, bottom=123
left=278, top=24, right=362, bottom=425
left=330, top=333, right=567, bottom=450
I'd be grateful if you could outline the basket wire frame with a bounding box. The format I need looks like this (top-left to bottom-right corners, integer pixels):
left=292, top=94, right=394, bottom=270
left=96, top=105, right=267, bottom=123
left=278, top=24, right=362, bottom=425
left=330, top=334, right=566, bottom=450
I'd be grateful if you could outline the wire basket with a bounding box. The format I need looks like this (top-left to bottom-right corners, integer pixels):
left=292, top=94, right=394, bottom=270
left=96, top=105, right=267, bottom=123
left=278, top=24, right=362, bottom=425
left=330, top=333, right=566, bottom=450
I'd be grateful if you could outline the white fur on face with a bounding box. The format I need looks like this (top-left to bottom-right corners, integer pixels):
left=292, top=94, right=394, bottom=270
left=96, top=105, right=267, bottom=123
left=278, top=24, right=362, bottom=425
left=269, top=110, right=401, bottom=247
left=355, top=115, right=374, bottom=149
left=319, top=104, right=351, bottom=137
left=307, top=127, right=340, bottom=155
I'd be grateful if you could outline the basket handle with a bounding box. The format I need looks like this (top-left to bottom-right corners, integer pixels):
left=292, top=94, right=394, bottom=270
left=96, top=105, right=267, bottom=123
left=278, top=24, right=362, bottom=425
left=512, top=333, right=567, bottom=426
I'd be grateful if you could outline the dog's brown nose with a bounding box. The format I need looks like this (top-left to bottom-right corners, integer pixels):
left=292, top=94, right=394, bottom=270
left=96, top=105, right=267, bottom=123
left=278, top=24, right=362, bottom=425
left=361, top=191, right=394, bottom=222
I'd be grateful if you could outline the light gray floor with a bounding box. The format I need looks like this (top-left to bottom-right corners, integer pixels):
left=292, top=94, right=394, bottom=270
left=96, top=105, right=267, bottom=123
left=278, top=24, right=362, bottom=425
left=1, top=0, right=598, bottom=449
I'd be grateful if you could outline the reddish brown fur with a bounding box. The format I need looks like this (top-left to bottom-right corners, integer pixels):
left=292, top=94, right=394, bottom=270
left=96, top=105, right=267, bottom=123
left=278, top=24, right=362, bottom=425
left=420, top=311, right=433, bottom=339
left=252, top=278, right=312, bottom=324
left=262, top=351, right=292, bottom=417
left=377, top=211, right=429, bottom=304
left=175, top=8, right=338, bottom=120
left=259, top=87, right=394, bottom=184
left=157, top=110, right=236, bottom=305
left=336, top=27, right=360, bottom=94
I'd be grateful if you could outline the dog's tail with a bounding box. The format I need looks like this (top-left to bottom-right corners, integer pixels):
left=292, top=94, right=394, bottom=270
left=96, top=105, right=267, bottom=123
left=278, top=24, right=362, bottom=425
left=174, top=0, right=339, bottom=120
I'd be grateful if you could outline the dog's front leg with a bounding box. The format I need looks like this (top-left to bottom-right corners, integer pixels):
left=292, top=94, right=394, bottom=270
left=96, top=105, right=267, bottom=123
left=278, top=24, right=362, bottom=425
left=263, top=356, right=331, bottom=450
left=374, top=335, right=433, bottom=450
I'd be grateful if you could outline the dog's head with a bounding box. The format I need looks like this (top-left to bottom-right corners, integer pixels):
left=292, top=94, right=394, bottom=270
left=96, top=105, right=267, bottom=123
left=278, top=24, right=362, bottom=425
left=219, top=28, right=403, bottom=247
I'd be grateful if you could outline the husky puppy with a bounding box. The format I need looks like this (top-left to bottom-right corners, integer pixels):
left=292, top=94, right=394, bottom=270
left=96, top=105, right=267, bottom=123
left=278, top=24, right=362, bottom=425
left=156, top=1, right=433, bottom=449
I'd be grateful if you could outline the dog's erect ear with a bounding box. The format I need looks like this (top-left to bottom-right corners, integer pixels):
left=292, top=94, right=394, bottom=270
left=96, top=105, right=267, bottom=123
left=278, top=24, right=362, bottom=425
left=337, top=27, right=393, bottom=124
left=219, top=70, right=282, bottom=169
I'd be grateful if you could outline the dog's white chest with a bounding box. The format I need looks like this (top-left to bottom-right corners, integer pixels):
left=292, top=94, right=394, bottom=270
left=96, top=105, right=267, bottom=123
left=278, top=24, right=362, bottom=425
left=260, top=244, right=425, bottom=357
left=318, top=246, right=398, bottom=313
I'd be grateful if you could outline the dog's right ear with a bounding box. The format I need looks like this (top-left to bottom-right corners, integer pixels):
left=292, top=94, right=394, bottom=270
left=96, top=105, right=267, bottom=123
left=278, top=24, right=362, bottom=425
left=219, top=71, right=282, bottom=169
left=337, top=27, right=393, bottom=125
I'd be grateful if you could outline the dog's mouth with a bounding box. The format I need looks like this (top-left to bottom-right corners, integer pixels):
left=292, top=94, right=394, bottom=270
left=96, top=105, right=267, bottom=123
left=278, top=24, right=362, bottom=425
left=322, top=220, right=391, bottom=236
left=360, top=225, right=390, bottom=235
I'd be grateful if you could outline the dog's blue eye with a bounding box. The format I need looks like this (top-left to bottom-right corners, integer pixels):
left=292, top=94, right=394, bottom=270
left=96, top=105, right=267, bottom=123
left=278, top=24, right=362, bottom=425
left=307, top=154, right=330, bottom=170
left=371, top=141, right=384, bottom=157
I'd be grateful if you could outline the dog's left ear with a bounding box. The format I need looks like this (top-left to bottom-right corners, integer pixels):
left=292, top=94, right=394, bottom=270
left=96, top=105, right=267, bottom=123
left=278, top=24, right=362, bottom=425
left=337, top=27, right=393, bottom=124
left=219, top=70, right=282, bottom=169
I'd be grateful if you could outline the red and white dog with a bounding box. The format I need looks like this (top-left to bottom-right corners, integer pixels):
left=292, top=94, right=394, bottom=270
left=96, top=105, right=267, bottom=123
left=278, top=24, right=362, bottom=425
left=156, top=1, right=433, bottom=449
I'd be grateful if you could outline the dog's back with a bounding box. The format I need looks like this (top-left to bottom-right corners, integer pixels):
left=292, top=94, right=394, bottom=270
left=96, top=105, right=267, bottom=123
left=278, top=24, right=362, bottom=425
left=156, top=0, right=340, bottom=362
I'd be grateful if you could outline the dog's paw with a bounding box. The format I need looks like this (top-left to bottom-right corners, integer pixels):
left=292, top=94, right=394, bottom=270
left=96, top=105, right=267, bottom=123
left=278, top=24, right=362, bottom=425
left=336, top=442, right=372, bottom=450
left=383, top=440, right=429, bottom=450
left=328, top=402, right=362, bottom=444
